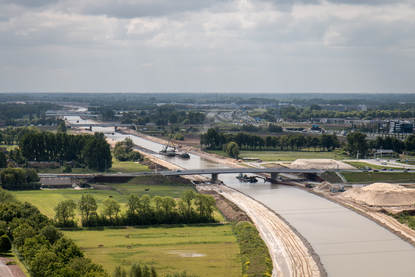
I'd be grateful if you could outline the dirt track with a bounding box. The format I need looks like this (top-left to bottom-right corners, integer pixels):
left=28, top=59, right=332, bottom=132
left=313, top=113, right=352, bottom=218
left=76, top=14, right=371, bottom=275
left=199, top=184, right=322, bottom=277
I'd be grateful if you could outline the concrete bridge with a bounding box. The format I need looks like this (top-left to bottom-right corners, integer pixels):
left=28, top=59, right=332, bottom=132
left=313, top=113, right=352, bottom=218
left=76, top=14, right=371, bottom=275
left=68, top=123, right=135, bottom=128
left=39, top=167, right=366, bottom=184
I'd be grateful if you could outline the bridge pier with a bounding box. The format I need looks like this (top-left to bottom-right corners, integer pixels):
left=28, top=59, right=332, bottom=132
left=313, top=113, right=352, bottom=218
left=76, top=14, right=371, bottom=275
left=211, top=173, right=219, bottom=183
left=270, top=172, right=278, bottom=183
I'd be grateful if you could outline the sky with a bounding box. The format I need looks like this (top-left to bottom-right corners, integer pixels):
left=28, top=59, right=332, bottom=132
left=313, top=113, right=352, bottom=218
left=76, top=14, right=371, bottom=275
left=0, top=0, right=414, bottom=93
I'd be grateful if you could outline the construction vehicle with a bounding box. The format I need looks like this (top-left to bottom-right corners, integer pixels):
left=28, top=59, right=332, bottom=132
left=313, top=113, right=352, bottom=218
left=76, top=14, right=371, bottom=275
left=159, top=138, right=177, bottom=157
left=236, top=173, right=258, bottom=183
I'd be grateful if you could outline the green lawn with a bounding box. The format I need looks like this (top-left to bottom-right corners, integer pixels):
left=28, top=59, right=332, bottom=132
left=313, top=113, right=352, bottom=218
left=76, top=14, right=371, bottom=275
left=345, top=161, right=405, bottom=170
left=12, top=176, right=196, bottom=221
left=64, top=225, right=241, bottom=277
left=209, top=149, right=348, bottom=161
left=342, top=172, right=415, bottom=183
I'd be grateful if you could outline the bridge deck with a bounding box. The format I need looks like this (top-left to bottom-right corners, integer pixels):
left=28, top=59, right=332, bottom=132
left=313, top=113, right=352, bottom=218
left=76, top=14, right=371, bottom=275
left=38, top=167, right=374, bottom=179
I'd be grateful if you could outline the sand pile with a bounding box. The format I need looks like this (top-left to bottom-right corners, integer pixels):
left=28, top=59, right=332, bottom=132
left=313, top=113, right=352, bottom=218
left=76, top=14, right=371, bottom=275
left=289, top=159, right=355, bottom=170
left=342, top=183, right=415, bottom=206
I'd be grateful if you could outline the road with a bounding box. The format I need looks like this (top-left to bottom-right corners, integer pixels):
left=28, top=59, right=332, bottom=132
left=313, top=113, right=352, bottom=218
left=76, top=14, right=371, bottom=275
left=0, top=260, right=14, bottom=277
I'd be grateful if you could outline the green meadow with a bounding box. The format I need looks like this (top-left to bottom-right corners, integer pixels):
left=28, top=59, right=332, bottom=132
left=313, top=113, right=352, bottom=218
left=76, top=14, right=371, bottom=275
left=64, top=225, right=241, bottom=277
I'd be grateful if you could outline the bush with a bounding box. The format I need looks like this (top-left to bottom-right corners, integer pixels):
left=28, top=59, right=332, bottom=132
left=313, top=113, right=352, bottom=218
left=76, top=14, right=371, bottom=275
left=233, top=221, right=272, bottom=277
left=0, top=234, right=11, bottom=252
left=0, top=168, right=41, bottom=190
left=62, top=165, right=72, bottom=173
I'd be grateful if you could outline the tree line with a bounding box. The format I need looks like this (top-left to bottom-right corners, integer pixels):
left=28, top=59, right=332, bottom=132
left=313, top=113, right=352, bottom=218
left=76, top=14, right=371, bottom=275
left=120, top=105, right=205, bottom=126
left=0, top=188, right=106, bottom=277
left=346, top=132, right=415, bottom=157
left=55, top=191, right=216, bottom=228
left=18, top=131, right=112, bottom=171
left=0, top=168, right=40, bottom=190
left=273, top=106, right=415, bottom=121
left=113, top=264, right=198, bottom=277
left=201, top=128, right=339, bottom=151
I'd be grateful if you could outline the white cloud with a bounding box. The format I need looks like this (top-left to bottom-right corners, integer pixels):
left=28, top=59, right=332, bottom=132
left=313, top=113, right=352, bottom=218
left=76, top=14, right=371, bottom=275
left=0, top=0, right=414, bottom=92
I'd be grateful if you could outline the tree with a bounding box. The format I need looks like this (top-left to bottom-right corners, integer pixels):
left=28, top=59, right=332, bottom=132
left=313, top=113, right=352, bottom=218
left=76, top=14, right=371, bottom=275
left=114, top=138, right=141, bottom=161
left=29, top=246, right=61, bottom=277
left=179, top=190, right=195, bottom=219
left=405, top=135, right=415, bottom=151
left=139, top=195, right=153, bottom=217
left=161, top=197, right=176, bottom=217
left=194, top=194, right=215, bottom=220
left=57, top=121, right=67, bottom=133
left=103, top=199, right=121, bottom=221
left=127, top=195, right=141, bottom=218
left=78, top=194, right=97, bottom=226
left=82, top=133, right=112, bottom=171
left=225, top=142, right=240, bottom=159
left=0, top=152, right=6, bottom=168
left=54, top=200, right=77, bottom=227
left=346, top=132, right=368, bottom=158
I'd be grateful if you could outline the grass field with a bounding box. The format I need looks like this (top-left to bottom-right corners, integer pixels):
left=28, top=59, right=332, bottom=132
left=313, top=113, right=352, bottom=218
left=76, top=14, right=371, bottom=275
left=64, top=225, right=241, bottom=277
left=12, top=176, right=196, bottom=221
left=342, top=172, right=415, bottom=183
left=345, top=161, right=405, bottom=170
left=0, top=144, right=18, bottom=151
left=209, top=149, right=348, bottom=161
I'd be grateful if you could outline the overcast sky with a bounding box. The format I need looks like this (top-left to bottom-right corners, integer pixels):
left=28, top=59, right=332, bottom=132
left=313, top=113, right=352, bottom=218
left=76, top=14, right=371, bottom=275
left=0, top=0, right=414, bottom=93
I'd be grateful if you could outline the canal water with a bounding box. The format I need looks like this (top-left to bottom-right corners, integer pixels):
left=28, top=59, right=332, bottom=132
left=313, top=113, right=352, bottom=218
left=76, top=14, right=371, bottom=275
left=66, top=116, right=415, bottom=277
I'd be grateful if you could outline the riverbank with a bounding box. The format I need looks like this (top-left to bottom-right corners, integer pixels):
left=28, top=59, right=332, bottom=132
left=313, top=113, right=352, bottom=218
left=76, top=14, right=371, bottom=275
left=118, top=128, right=325, bottom=277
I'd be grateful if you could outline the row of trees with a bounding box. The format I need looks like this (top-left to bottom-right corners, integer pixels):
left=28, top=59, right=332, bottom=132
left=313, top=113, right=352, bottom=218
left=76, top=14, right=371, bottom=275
left=120, top=105, right=205, bottom=126
left=113, top=264, right=198, bottom=277
left=276, top=106, right=415, bottom=121
left=55, top=191, right=216, bottom=228
left=0, top=102, right=58, bottom=121
left=0, top=188, right=107, bottom=277
left=19, top=131, right=112, bottom=171
left=346, top=133, right=415, bottom=157
left=201, top=128, right=339, bottom=151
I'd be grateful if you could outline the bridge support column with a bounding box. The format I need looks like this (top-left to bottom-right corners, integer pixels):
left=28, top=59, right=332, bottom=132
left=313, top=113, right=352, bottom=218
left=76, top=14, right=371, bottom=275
left=270, top=172, right=278, bottom=182
left=211, top=173, right=219, bottom=183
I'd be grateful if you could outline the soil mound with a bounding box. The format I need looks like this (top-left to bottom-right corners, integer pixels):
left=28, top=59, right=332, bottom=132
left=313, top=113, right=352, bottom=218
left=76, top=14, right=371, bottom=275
left=289, top=159, right=355, bottom=170
left=342, top=182, right=415, bottom=206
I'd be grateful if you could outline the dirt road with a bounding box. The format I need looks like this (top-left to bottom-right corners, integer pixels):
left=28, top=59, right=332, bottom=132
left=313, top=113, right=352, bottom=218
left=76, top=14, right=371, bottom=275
left=0, top=258, right=25, bottom=277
